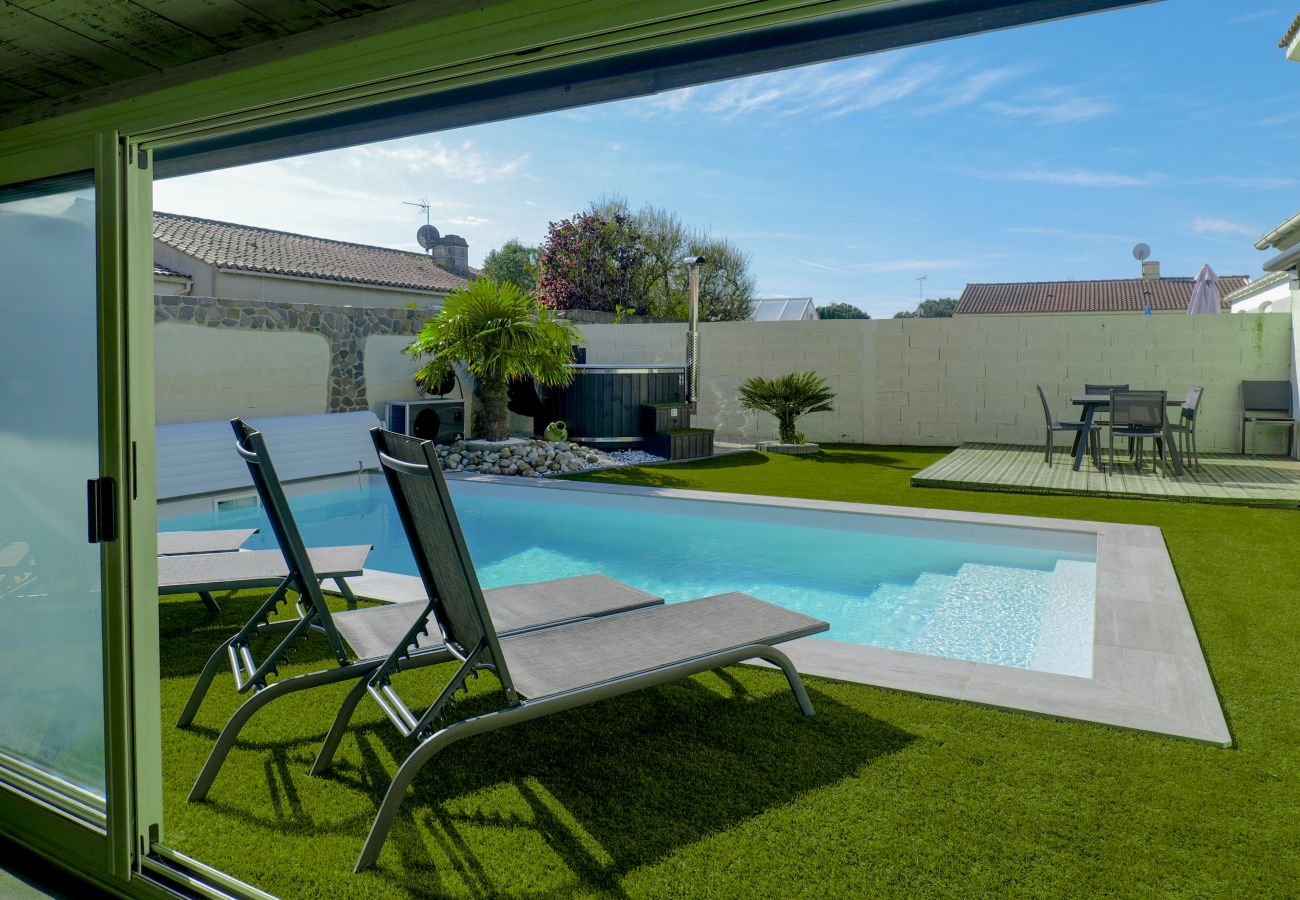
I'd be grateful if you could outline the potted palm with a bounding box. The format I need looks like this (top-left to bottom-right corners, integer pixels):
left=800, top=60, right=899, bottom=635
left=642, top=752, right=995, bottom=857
left=739, top=371, right=835, bottom=454
left=406, top=278, right=579, bottom=441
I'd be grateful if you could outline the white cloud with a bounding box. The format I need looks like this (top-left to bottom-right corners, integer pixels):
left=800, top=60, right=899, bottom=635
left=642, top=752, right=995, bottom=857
left=1190, top=216, right=1256, bottom=237
left=1003, top=226, right=1129, bottom=242
left=447, top=215, right=491, bottom=226
left=916, top=66, right=1022, bottom=114
left=793, top=258, right=852, bottom=275
left=345, top=138, right=530, bottom=184
left=975, top=166, right=1152, bottom=188
left=850, top=257, right=997, bottom=274
left=1195, top=174, right=1300, bottom=190
left=1229, top=9, right=1281, bottom=25
left=984, top=86, right=1113, bottom=124
left=633, top=57, right=949, bottom=122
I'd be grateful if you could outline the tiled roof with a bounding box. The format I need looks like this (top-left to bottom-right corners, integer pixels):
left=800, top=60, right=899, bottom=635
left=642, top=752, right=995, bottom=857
left=154, top=212, right=471, bottom=293
left=956, top=276, right=1250, bottom=314
left=153, top=262, right=189, bottom=278
left=1280, top=12, right=1300, bottom=48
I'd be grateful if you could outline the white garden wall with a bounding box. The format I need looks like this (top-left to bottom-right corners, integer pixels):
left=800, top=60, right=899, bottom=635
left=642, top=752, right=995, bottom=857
left=155, top=322, right=329, bottom=424
left=576, top=313, right=1295, bottom=454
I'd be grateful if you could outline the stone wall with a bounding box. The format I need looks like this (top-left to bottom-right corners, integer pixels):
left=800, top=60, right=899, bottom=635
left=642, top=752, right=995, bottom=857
left=154, top=295, right=425, bottom=417
left=576, top=313, right=1296, bottom=454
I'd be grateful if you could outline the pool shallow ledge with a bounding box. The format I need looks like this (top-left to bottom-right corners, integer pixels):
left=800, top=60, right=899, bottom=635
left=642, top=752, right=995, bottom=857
left=443, top=473, right=1231, bottom=748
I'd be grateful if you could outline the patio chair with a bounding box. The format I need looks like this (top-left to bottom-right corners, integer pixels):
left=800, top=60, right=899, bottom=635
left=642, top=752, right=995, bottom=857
left=1036, top=385, right=1100, bottom=467
left=157, top=529, right=257, bottom=556
left=345, top=428, right=828, bottom=872
left=1241, top=380, right=1296, bottom=456
left=1108, top=390, right=1167, bottom=476
left=183, top=419, right=666, bottom=802
left=1167, top=386, right=1204, bottom=472
left=1085, top=383, right=1129, bottom=423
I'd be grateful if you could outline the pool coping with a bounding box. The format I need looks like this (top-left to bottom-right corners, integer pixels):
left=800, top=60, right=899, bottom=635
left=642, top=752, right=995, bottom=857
left=439, top=473, right=1231, bottom=747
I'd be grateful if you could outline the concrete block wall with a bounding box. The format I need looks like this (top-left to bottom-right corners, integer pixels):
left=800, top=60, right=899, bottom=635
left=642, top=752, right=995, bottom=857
left=577, top=313, right=1295, bottom=453
left=581, top=322, right=869, bottom=444
left=155, top=322, right=329, bottom=424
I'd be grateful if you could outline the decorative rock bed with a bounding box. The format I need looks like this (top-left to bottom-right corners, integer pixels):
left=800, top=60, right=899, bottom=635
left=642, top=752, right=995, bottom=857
left=435, top=438, right=664, bottom=477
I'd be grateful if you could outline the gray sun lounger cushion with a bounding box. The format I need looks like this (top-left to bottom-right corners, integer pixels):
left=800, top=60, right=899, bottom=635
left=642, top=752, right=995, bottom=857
left=501, top=592, right=827, bottom=700
left=332, top=574, right=659, bottom=662
left=158, top=545, right=369, bottom=593
left=157, top=529, right=258, bottom=556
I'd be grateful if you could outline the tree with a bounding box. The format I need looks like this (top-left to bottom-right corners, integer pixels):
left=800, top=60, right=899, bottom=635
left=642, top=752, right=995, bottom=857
left=405, top=278, right=578, bottom=441
left=535, top=209, right=646, bottom=313
left=481, top=239, right=540, bottom=293
left=817, top=302, right=870, bottom=320
left=895, top=297, right=957, bottom=319
left=739, top=371, right=836, bottom=445
left=538, top=198, right=756, bottom=321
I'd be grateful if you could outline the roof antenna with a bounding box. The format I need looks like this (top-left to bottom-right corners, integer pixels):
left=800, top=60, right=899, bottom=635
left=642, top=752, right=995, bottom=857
left=404, top=197, right=438, bottom=257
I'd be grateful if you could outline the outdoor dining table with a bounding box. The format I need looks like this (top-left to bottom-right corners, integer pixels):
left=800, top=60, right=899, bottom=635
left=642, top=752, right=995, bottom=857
left=1069, top=394, right=1186, bottom=476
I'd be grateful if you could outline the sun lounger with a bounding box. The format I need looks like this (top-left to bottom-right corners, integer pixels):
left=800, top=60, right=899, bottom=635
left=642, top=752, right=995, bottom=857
left=0, top=541, right=34, bottom=597
left=346, top=428, right=828, bottom=871
left=157, top=529, right=257, bottom=556
left=183, top=419, right=665, bottom=803
left=159, top=545, right=368, bottom=613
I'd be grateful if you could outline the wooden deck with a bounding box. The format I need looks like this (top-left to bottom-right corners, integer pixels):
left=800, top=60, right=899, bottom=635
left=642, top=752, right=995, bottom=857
left=912, top=443, right=1300, bottom=507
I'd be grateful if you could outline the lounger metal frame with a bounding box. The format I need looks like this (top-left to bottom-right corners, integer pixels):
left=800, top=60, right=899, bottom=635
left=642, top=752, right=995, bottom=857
left=350, top=429, right=823, bottom=872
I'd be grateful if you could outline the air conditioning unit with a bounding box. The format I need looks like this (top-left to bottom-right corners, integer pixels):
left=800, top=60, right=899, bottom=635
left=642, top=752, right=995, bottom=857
left=386, top=399, right=465, bottom=443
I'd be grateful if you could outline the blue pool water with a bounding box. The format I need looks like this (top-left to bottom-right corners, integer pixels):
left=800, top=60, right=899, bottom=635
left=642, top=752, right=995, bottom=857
left=160, top=477, right=1096, bottom=677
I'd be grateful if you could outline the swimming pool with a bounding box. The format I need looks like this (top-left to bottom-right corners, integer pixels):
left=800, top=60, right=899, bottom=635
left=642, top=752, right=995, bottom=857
left=161, top=474, right=1097, bottom=677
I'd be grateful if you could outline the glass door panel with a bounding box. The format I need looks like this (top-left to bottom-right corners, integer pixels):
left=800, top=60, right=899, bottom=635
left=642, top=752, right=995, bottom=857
left=0, top=178, right=106, bottom=806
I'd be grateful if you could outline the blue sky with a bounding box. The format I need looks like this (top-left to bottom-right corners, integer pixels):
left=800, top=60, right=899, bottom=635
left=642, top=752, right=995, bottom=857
left=156, top=1, right=1298, bottom=318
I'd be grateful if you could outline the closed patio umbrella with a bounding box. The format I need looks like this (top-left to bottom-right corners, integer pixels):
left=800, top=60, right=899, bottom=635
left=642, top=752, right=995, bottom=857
left=1187, top=264, right=1221, bottom=314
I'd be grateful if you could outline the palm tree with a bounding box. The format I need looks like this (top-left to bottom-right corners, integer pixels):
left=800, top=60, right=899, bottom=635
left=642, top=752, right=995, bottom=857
left=739, top=372, right=836, bottom=444
left=406, top=278, right=578, bottom=441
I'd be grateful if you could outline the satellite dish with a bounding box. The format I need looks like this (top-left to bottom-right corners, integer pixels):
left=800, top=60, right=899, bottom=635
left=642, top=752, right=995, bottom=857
left=1132, top=242, right=1151, bottom=262
left=417, top=224, right=440, bottom=249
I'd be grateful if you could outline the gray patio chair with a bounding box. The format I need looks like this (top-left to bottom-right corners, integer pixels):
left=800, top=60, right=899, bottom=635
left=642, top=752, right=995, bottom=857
left=1108, top=390, right=1167, bottom=476
left=1167, top=386, right=1204, bottom=472
left=183, top=419, right=665, bottom=802
left=345, top=428, right=828, bottom=872
left=157, top=529, right=257, bottom=556
left=1085, top=383, right=1131, bottom=452
left=1036, top=385, right=1100, bottom=467
left=1241, top=380, right=1296, bottom=456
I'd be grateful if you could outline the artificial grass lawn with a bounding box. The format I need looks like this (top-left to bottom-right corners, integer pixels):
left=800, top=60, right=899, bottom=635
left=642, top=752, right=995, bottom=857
left=160, top=446, right=1299, bottom=898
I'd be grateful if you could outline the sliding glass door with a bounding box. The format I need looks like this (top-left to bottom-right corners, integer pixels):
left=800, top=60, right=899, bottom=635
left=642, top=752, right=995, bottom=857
left=0, top=176, right=107, bottom=824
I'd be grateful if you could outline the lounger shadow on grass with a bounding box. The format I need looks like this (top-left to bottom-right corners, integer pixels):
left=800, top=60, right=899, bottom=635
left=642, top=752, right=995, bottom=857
left=178, top=676, right=912, bottom=889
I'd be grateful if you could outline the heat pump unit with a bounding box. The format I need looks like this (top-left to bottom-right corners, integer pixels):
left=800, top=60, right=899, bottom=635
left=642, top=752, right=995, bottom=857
left=386, top=399, right=465, bottom=443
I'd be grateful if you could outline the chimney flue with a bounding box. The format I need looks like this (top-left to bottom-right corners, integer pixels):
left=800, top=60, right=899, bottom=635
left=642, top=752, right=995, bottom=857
left=1141, top=260, right=1160, bottom=279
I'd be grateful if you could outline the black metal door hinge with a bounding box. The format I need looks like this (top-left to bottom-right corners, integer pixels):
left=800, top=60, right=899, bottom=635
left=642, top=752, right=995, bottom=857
left=87, top=477, right=117, bottom=543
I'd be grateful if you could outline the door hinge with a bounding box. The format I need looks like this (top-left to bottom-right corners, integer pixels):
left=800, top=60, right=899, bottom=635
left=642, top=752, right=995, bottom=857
left=87, top=477, right=118, bottom=543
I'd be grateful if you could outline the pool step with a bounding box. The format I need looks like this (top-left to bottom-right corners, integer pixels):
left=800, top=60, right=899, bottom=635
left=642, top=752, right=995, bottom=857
left=912, top=563, right=1055, bottom=668
left=837, top=572, right=957, bottom=647
left=1029, top=560, right=1096, bottom=678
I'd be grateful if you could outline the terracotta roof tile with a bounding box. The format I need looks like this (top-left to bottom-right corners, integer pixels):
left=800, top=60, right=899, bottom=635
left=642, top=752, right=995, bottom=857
left=1280, top=12, right=1300, bottom=48
left=153, top=212, right=471, bottom=294
left=956, top=276, right=1249, bottom=314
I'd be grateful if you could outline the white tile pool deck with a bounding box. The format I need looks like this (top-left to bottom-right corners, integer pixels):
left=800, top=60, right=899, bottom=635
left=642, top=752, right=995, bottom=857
left=349, top=475, right=1231, bottom=748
